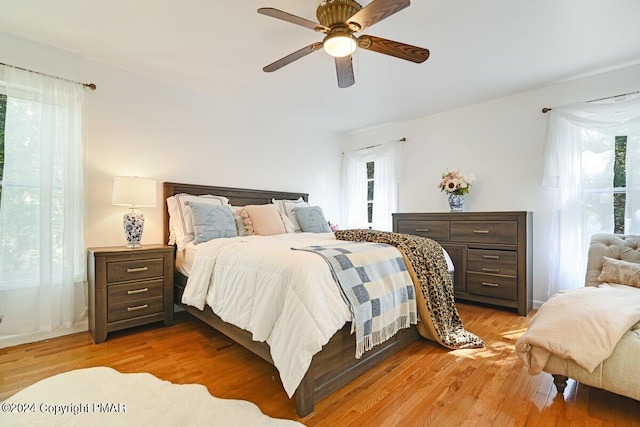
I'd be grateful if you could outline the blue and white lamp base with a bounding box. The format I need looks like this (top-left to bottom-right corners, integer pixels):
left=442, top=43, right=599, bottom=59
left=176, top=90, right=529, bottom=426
left=123, top=208, right=145, bottom=248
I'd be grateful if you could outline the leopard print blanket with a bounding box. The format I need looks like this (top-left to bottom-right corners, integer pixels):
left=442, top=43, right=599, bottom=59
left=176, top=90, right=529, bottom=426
left=335, top=229, right=484, bottom=349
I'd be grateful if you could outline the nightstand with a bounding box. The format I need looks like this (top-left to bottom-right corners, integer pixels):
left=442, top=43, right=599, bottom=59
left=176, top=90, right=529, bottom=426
left=88, top=245, right=174, bottom=343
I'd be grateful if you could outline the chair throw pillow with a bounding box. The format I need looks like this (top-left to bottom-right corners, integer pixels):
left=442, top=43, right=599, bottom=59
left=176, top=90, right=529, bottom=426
left=598, top=256, right=640, bottom=288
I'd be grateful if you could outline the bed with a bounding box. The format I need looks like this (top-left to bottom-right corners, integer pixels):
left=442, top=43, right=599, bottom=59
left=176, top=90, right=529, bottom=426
left=163, top=182, right=479, bottom=417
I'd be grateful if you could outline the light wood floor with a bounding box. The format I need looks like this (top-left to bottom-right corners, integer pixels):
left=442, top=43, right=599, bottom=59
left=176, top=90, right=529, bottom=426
left=1, top=302, right=638, bottom=426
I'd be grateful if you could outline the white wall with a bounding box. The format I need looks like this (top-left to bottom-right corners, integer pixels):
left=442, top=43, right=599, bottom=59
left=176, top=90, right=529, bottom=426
left=0, top=32, right=343, bottom=250
left=341, top=63, right=640, bottom=307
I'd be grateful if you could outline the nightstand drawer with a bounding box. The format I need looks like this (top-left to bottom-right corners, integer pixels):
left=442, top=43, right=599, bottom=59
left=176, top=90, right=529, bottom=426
left=107, top=258, right=164, bottom=283
left=108, top=296, right=164, bottom=322
left=395, top=220, right=450, bottom=241
left=467, top=272, right=517, bottom=300
left=467, top=249, right=517, bottom=276
left=451, top=221, right=517, bottom=245
left=108, top=279, right=164, bottom=305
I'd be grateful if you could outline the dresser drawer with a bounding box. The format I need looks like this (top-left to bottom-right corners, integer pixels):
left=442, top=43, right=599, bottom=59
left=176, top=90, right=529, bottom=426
left=395, top=220, right=450, bottom=241
left=450, top=221, right=517, bottom=245
left=108, top=296, right=164, bottom=323
left=467, top=272, right=517, bottom=300
left=467, top=249, right=517, bottom=276
left=108, top=279, right=164, bottom=305
left=107, top=258, right=164, bottom=283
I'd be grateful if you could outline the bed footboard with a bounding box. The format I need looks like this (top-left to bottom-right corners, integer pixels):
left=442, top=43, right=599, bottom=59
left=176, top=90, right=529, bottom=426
left=174, top=282, right=420, bottom=417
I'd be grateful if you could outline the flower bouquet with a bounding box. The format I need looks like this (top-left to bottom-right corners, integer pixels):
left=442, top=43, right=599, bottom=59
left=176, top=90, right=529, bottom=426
left=438, top=170, right=475, bottom=195
left=438, top=170, right=475, bottom=212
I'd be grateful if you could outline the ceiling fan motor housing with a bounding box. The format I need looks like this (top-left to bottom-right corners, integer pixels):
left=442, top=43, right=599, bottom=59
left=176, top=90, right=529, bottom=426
left=317, top=0, right=362, bottom=27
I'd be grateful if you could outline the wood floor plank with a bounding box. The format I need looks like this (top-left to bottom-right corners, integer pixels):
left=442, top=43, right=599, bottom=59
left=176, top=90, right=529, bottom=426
left=1, top=302, right=638, bottom=426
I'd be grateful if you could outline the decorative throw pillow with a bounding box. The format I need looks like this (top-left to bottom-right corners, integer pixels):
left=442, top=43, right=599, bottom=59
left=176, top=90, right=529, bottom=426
left=184, top=202, right=237, bottom=244
left=242, top=204, right=286, bottom=236
left=167, top=193, right=229, bottom=248
left=293, top=206, right=331, bottom=233
left=230, top=206, right=248, bottom=236
left=598, top=256, right=640, bottom=288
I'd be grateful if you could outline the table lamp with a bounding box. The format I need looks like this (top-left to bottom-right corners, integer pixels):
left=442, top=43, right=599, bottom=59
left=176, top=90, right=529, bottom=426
left=111, top=176, right=157, bottom=248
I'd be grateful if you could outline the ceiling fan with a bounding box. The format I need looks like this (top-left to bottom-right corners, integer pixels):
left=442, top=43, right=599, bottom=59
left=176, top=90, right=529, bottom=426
left=258, top=0, right=430, bottom=88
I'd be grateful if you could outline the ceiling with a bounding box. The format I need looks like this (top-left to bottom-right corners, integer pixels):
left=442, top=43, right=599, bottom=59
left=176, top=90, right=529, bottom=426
left=1, top=0, right=640, bottom=134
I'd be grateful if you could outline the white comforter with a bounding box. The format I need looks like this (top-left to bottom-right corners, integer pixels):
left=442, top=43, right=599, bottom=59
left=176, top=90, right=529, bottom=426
left=182, top=232, right=352, bottom=398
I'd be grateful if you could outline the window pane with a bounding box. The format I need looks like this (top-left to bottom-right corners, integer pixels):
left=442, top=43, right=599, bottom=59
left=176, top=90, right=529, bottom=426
left=367, top=202, right=373, bottom=224
left=614, top=136, right=627, bottom=188
left=367, top=180, right=374, bottom=201
left=367, top=161, right=374, bottom=180
left=0, top=93, right=6, bottom=200
left=614, top=192, right=626, bottom=234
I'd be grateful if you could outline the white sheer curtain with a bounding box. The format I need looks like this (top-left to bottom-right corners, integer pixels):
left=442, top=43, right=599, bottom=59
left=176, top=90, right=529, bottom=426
left=543, top=94, right=640, bottom=297
left=0, top=65, right=87, bottom=340
left=343, top=141, right=402, bottom=231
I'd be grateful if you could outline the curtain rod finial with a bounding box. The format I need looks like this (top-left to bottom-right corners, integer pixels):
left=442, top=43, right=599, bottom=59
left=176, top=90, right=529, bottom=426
left=84, top=83, right=97, bottom=91
left=399, top=137, right=406, bottom=142
left=542, top=107, right=552, bottom=113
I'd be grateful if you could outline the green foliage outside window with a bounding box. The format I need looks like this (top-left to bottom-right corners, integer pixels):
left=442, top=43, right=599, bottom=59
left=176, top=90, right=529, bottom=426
left=613, top=136, right=627, bottom=234
left=0, top=93, right=6, bottom=201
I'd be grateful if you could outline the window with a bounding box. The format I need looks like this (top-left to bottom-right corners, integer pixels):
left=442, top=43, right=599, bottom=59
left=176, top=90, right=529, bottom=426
left=342, top=142, right=402, bottom=231
left=544, top=94, right=640, bottom=296
left=366, top=161, right=374, bottom=227
left=0, top=64, right=87, bottom=341
left=613, top=136, right=627, bottom=234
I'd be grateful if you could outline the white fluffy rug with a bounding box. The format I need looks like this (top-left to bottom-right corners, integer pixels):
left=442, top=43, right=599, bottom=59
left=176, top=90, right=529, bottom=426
left=0, top=367, right=304, bottom=426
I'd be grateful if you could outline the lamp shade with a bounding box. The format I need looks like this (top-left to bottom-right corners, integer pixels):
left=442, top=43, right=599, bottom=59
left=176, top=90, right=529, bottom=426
left=111, top=176, right=157, bottom=208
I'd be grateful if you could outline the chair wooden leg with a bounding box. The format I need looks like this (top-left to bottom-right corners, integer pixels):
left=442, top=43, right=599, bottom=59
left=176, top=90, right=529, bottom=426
left=552, top=374, right=568, bottom=394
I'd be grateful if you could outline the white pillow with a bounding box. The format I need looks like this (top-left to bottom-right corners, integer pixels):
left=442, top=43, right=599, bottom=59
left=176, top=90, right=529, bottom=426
left=167, top=193, right=229, bottom=248
left=272, top=197, right=310, bottom=232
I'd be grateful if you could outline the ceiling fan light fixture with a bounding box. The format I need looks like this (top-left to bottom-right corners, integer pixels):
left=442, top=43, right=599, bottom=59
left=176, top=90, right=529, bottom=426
left=323, top=33, right=357, bottom=58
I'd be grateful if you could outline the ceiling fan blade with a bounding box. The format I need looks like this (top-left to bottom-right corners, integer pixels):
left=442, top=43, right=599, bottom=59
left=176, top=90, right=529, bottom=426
left=347, top=0, right=410, bottom=32
left=358, top=35, right=429, bottom=63
left=258, top=8, right=329, bottom=32
left=335, top=56, right=355, bottom=88
left=263, top=43, right=323, bottom=72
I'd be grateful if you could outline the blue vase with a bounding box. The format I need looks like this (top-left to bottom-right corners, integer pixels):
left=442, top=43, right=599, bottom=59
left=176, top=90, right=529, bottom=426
left=448, top=193, right=464, bottom=212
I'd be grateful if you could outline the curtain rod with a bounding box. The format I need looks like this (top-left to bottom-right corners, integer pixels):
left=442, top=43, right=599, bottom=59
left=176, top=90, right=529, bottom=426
left=541, top=90, right=639, bottom=113
left=353, top=137, right=406, bottom=152
left=0, top=62, right=97, bottom=90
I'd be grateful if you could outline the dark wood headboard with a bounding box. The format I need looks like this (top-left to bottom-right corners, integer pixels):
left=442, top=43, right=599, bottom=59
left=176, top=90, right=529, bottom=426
left=162, top=182, right=309, bottom=246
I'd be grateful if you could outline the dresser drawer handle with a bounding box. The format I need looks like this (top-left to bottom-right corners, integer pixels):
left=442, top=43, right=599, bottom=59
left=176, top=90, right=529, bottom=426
left=482, top=255, right=500, bottom=260
left=415, top=228, right=430, bottom=232
left=482, top=268, right=499, bottom=273
left=481, top=282, right=499, bottom=287
left=126, top=267, right=148, bottom=273
left=473, top=230, right=490, bottom=234
left=127, top=304, right=149, bottom=312
left=127, top=288, right=149, bottom=295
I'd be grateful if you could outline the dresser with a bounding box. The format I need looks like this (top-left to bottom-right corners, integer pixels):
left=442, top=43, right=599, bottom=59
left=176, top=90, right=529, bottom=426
left=393, top=211, right=532, bottom=315
left=88, top=245, right=174, bottom=343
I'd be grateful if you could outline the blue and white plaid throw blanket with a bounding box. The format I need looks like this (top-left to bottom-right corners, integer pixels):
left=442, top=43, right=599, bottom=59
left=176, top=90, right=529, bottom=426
left=295, top=241, right=417, bottom=358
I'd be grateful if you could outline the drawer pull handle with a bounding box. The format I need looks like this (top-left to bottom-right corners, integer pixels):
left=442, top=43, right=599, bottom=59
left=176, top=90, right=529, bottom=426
left=482, top=268, right=499, bottom=273
left=127, top=288, right=149, bottom=295
left=127, top=304, right=149, bottom=312
left=473, top=230, right=490, bottom=234
left=415, top=228, right=430, bottom=232
left=482, top=255, right=500, bottom=260
left=481, top=282, right=499, bottom=287
left=126, top=267, right=148, bottom=273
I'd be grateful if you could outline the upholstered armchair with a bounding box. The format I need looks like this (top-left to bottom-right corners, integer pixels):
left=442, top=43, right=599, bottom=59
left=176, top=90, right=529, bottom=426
left=543, top=233, right=640, bottom=400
